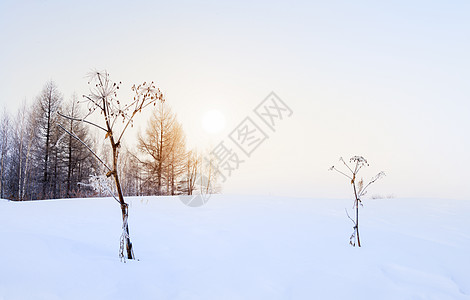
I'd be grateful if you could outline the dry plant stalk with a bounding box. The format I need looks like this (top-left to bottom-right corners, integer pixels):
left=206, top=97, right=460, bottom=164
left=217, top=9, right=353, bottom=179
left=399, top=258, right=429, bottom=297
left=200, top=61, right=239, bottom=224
left=59, top=70, right=164, bottom=260
left=330, top=156, right=385, bottom=247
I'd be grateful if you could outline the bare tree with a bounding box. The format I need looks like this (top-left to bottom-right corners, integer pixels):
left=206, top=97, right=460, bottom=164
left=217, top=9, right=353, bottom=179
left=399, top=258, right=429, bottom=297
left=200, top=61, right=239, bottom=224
left=138, top=102, right=186, bottom=196
left=60, top=95, right=94, bottom=198
left=201, top=151, right=221, bottom=195
left=1, top=93, right=94, bottom=200
left=117, top=145, right=142, bottom=197
left=36, top=81, right=63, bottom=199
left=11, top=102, right=39, bottom=201
left=14, top=104, right=26, bottom=200
left=178, top=149, right=221, bottom=196
left=177, top=150, right=199, bottom=196
left=185, top=150, right=199, bottom=195
left=21, top=106, right=40, bottom=201
left=167, top=122, right=186, bottom=195
left=0, top=108, right=10, bottom=199
left=329, top=156, right=385, bottom=247
left=58, top=70, right=164, bottom=260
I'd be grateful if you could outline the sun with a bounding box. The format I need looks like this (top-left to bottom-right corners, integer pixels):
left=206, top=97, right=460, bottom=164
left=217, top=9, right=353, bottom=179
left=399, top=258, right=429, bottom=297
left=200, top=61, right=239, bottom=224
left=202, top=109, right=226, bottom=134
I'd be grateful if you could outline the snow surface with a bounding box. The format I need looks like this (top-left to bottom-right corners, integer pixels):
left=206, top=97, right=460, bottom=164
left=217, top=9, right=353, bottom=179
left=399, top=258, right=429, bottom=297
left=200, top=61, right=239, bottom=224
left=0, top=195, right=469, bottom=300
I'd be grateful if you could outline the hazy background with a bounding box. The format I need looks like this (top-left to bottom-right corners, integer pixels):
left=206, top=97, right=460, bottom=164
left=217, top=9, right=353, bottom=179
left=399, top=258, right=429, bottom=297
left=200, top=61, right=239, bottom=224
left=1, top=0, right=469, bottom=200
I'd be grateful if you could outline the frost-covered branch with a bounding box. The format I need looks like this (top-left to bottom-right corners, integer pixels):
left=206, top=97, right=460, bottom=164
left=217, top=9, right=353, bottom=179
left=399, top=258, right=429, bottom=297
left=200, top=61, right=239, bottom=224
left=57, top=111, right=107, bottom=132
left=57, top=124, right=112, bottom=172
left=78, top=175, right=120, bottom=204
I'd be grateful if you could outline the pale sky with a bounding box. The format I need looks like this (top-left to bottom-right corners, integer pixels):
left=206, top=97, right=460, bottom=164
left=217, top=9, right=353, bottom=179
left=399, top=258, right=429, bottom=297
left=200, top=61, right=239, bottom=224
left=1, top=0, right=469, bottom=200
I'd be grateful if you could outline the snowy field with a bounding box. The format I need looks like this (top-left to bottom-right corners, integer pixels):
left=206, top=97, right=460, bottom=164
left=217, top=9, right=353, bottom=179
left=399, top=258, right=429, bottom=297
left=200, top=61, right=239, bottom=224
left=0, top=195, right=469, bottom=300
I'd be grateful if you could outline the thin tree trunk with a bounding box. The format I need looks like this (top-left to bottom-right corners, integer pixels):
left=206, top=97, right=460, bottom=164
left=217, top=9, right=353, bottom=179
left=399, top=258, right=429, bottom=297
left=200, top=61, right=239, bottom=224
left=18, top=123, right=24, bottom=201
left=0, top=151, right=3, bottom=199
left=53, top=149, right=58, bottom=199
left=77, top=161, right=81, bottom=195
left=187, top=156, right=190, bottom=195
left=0, top=133, right=6, bottom=199
left=21, top=140, right=33, bottom=201
left=67, top=138, right=72, bottom=197
left=158, top=118, right=163, bottom=195
left=206, top=158, right=211, bottom=194
left=43, top=89, right=52, bottom=198
left=168, top=165, right=171, bottom=196
left=171, top=162, right=175, bottom=195
left=67, top=116, right=73, bottom=197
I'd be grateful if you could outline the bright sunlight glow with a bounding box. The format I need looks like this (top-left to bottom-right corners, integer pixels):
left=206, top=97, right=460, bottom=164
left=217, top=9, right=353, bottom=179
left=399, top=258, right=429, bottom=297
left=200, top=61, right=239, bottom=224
left=202, top=109, right=226, bottom=134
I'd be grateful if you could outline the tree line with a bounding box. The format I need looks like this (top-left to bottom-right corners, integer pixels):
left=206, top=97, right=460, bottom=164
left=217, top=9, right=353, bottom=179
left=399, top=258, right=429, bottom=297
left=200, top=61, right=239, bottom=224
left=0, top=80, right=218, bottom=201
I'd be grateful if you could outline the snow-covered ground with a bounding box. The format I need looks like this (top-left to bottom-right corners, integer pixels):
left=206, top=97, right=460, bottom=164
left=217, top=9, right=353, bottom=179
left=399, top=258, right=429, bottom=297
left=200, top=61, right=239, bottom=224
left=0, top=195, right=469, bottom=300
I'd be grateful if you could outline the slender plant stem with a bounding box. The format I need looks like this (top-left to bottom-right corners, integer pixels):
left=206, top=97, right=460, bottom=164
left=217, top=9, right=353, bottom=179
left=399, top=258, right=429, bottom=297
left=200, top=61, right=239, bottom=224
left=352, top=177, right=361, bottom=247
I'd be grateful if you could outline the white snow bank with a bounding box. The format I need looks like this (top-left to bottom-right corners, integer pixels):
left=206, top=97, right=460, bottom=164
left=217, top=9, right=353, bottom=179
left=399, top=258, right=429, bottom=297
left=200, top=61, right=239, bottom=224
left=0, top=196, right=469, bottom=299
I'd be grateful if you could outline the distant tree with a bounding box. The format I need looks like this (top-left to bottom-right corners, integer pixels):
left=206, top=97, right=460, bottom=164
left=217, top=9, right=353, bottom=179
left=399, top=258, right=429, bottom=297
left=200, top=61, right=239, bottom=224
left=0, top=108, right=10, bottom=199
left=2, top=90, right=95, bottom=201
left=200, top=151, right=221, bottom=195
left=177, top=149, right=221, bottom=200
left=9, top=102, right=39, bottom=200
left=184, top=150, right=199, bottom=195
left=12, top=103, right=28, bottom=200
left=138, top=102, right=186, bottom=196
left=36, top=81, right=63, bottom=198
left=21, top=105, right=41, bottom=200
left=60, top=95, right=95, bottom=198
left=58, top=70, right=164, bottom=261
left=117, top=145, right=142, bottom=197
left=329, top=156, right=385, bottom=247
left=166, top=122, right=186, bottom=195
left=177, top=150, right=196, bottom=196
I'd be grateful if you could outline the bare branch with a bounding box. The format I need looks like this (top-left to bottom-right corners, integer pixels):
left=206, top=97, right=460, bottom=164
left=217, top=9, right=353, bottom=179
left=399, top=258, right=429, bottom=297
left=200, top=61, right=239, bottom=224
left=345, top=208, right=355, bottom=224
left=116, top=90, right=162, bottom=144
left=117, top=111, right=137, bottom=144
left=81, top=95, right=103, bottom=111
left=57, top=124, right=112, bottom=172
left=78, top=179, right=120, bottom=205
left=359, top=171, right=385, bottom=197
left=57, top=111, right=107, bottom=132
left=329, top=166, right=352, bottom=180
left=339, top=157, right=354, bottom=174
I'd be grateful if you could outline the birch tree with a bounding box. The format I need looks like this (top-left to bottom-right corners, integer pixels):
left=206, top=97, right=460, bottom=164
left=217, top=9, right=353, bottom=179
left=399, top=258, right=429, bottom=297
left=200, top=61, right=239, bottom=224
left=0, top=108, right=10, bottom=199
left=21, top=106, right=40, bottom=200
left=11, top=102, right=39, bottom=200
